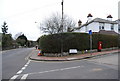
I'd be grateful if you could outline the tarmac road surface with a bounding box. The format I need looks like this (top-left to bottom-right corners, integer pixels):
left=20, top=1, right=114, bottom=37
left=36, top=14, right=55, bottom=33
left=2, top=48, right=33, bottom=79
left=2, top=48, right=119, bottom=80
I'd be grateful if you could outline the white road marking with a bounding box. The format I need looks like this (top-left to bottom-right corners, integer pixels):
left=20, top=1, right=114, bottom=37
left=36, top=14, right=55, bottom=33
left=24, top=65, right=28, bottom=67
left=43, top=69, right=60, bottom=73
left=9, top=75, right=19, bottom=81
left=26, top=60, right=31, bottom=65
left=22, top=67, right=26, bottom=70
left=16, top=70, right=23, bottom=74
left=21, top=74, right=28, bottom=80
left=16, top=60, right=31, bottom=75
left=9, top=53, right=31, bottom=81
left=24, top=66, right=81, bottom=75
left=60, top=66, right=80, bottom=70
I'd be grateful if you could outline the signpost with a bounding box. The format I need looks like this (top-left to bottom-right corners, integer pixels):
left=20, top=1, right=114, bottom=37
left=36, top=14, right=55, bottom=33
left=89, top=30, right=92, bottom=56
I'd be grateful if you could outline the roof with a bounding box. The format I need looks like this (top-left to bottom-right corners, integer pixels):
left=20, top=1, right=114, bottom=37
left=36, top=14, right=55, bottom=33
left=98, top=30, right=119, bottom=35
left=115, top=19, right=120, bottom=24
left=81, top=18, right=118, bottom=27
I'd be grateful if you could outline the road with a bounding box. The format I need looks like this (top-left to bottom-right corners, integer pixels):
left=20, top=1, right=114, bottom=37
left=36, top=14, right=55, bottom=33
left=2, top=48, right=33, bottom=80
left=2, top=48, right=119, bottom=80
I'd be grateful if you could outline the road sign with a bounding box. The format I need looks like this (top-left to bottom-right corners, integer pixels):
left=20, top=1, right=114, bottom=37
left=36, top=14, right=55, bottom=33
left=89, top=30, right=92, bottom=35
left=69, top=49, right=77, bottom=54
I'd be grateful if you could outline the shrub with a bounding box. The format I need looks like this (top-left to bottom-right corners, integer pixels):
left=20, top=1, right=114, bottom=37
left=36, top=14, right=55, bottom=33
left=38, top=33, right=118, bottom=53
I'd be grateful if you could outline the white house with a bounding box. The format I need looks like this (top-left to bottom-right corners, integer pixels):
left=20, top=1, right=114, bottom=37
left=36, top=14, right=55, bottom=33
left=75, top=14, right=119, bottom=35
left=116, top=19, right=120, bottom=33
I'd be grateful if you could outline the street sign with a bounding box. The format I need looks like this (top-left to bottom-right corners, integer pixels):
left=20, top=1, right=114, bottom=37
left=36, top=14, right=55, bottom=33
left=89, top=30, right=92, bottom=35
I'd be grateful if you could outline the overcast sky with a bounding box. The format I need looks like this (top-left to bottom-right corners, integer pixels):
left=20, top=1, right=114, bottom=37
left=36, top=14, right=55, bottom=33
left=0, top=0, right=119, bottom=41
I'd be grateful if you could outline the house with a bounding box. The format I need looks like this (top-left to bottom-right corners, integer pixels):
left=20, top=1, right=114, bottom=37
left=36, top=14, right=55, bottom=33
left=116, top=19, right=120, bottom=33
left=75, top=14, right=119, bottom=35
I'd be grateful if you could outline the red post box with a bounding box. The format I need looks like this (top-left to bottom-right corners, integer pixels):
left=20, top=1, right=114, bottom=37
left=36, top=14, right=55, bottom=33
left=98, top=41, right=102, bottom=52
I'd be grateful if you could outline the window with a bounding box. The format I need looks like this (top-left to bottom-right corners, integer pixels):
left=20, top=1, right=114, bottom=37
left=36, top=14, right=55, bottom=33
left=102, top=26, right=104, bottom=30
left=111, top=24, right=114, bottom=30
left=99, top=23, right=104, bottom=30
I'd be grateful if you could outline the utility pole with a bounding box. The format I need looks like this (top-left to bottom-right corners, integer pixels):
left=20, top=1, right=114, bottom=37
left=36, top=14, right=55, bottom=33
left=61, top=0, right=64, bottom=32
left=61, top=0, right=64, bottom=56
left=62, top=0, right=64, bottom=25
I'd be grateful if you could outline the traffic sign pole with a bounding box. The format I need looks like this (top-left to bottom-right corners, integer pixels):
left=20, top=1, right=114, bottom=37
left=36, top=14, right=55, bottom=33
left=89, top=30, right=92, bottom=56
left=90, top=34, right=92, bottom=56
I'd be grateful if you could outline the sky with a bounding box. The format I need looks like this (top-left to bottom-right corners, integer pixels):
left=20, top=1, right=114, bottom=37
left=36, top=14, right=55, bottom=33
left=0, top=0, right=119, bottom=41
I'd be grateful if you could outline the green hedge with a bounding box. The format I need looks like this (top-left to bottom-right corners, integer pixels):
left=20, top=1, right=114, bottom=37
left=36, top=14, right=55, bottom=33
left=92, top=34, right=118, bottom=48
left=38, top=32, right=118, bottom=53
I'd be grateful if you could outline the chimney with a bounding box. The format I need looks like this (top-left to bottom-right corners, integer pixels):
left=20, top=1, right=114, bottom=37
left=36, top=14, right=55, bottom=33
left=78, top=20, right=82, bottom=27
left=107, top=15, right=113, bottom=21
left=87, top=13, right=93, bottom=22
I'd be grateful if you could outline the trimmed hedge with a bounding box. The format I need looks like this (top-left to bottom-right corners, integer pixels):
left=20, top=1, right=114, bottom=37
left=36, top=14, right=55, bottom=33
left=38, top=32, right=119, bottom=53
left=92, top=34, right=118, bottom=48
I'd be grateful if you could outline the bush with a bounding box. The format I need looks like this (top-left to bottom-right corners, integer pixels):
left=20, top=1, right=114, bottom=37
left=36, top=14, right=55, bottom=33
left=38, top=32, right=118, bottom=53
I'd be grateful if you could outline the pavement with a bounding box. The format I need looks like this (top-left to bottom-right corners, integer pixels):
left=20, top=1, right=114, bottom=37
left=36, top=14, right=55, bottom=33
left=29, top=49, right=120, bottom=61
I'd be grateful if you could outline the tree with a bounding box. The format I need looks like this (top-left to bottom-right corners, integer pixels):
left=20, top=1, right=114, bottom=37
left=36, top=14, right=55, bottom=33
left=1, top=22, right=14, bottom=50
left=16, top=34, right=28, bottom=46
left=14, top=32, right=23, bottom=40
left=40, top=13, right=76, bottom=34
left=1, top=21, right=8, bottom=35
left=2, top=34, right=13, bottom=50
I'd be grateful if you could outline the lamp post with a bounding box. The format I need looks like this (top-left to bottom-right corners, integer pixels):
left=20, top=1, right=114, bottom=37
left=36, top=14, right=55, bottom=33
left=61, top=0, right=64, bottom=27
left=35, top=22, right=41, bottom=49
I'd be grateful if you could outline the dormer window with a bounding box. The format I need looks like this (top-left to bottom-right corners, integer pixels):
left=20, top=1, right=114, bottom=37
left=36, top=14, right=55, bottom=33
left=99, top=23, right=104, bottom=30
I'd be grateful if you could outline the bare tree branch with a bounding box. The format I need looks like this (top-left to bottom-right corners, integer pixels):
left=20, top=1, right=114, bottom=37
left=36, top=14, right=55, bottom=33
left=40, top=13, right=76, bottom=34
